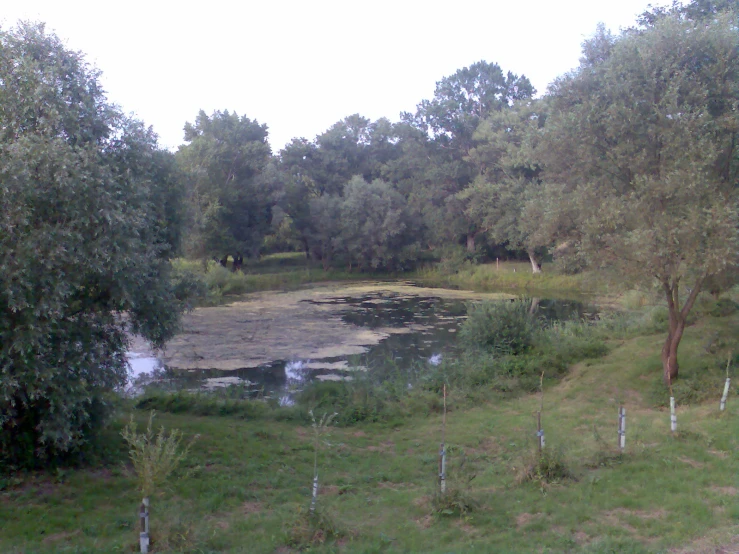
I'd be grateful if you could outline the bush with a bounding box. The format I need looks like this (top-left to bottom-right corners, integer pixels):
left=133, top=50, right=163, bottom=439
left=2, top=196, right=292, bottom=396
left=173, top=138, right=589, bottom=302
left=460, top=300, right=537, bottom=355
left=708, top=298, right=739, bottom=317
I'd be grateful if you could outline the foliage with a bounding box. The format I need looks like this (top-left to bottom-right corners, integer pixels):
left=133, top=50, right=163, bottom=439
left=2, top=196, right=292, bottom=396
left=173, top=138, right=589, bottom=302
left=120, top=412, right=195, bottom=497
left=538, top=12, right=739, bottom=382
left=0, top=22, right=185, bottom=466
left=176, top=110, right=274, bottom=259
left=460, top=300, right=538, bottom=355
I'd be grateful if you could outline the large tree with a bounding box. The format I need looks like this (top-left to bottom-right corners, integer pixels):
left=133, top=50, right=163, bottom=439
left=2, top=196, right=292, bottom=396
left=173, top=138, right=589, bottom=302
left=462, top=100, right=547, bottom=272
left=401, top=61, right=535, bottom=253
left=177, top=110, right=273, bottom=260
left=540, top=14, right=739, bottom=383
left=0, top=23, right=186, bottom=465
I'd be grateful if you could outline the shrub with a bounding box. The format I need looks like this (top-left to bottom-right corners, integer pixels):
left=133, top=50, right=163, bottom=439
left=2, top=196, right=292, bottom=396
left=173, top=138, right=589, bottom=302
left=120, top=412, right=195, bottom=498
left=460, top=300, right=537, bottom=355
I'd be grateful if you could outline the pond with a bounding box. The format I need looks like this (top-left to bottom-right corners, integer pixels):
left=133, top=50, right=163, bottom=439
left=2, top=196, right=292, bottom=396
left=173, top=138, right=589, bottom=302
left=127, top=282, right=596, bottom=401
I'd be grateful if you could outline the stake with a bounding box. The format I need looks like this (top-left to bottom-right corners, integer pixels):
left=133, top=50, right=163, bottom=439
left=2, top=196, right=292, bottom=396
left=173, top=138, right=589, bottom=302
left=139, top=496, right=149, bottom=554
left=536, top=372, right=545, bottom=454
left=310, top=474, right=318, bottom=515
left=720, top=353, right=732, bottom=411
left=667, top=373, right=677, bottom=434
left=439, top=384, right=447, bottom=494
left=496, top=257, right=499, bottom=270
left=618, top=406, right=626, bottom=452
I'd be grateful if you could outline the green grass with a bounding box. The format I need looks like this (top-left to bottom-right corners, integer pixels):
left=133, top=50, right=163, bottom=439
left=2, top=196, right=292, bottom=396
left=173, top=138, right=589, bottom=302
left=172, top=253, right=410, bottom=306
left=2, top=298, right=738, bottom=553
left=415, top=261, right=606, bottom=298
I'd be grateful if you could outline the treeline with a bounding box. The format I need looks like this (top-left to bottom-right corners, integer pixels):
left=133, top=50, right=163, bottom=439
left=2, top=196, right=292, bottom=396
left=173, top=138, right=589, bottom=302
left=175, top=63, right=536, bottom=272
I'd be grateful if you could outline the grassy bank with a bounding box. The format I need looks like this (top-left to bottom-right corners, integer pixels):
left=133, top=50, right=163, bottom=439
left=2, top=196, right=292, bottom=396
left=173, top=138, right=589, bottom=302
left=2, top=293, right=738, bottom=553
left=172, top=254, right=603, bottom=306
left=414, top=261, right=612, bottom=298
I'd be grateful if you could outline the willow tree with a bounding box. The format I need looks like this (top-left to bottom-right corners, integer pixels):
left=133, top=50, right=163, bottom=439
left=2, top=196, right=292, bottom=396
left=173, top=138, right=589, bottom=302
left=0, top=23, right=186, bottom=466
left=541, top=16, right=739, bottom=383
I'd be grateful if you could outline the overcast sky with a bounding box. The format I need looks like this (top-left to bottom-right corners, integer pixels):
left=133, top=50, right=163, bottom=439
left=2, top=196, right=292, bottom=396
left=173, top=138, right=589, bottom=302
left=3, top=0, right=672, bottom=153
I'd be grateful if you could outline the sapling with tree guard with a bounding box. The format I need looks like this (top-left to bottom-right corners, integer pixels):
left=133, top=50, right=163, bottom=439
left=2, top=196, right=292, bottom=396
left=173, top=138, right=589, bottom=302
left=536, top=372, right=545, bottom=454
left=720, top=353, right=732, bottom=411
left=121, top=412, right=195, bottom=554
left=439, top=384, right=447, bottom=495
left=668, top=369, right=677, bottom=434
left=308, top=410, right=337, bottom=515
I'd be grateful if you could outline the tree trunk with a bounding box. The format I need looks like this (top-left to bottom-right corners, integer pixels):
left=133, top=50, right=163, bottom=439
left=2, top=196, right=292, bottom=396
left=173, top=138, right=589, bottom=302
left=466, top=233, right=476, bottom=253
left=661, top=316, right=685, bottom=384
left=660, top=275, right=705, bottom=385
left=528, top=249, right=542, bottom=274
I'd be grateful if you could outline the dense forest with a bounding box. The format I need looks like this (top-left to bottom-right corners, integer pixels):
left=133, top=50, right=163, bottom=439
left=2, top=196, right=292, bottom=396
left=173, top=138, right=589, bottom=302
left=1, top=0, right=739, bottom=465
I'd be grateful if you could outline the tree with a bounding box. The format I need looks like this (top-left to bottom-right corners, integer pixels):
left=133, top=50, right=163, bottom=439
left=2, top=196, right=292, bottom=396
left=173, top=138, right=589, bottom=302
left=0, top=22, right=186, bottom=465
left=462, top=101, right=547, bottom=272
left=339, top=177, right=418, bottom=271
left=177, top=110, right=273, bottom=260
left=540, top=13, right=739, bottom=383
left=401, top=61, right=535, bottom=253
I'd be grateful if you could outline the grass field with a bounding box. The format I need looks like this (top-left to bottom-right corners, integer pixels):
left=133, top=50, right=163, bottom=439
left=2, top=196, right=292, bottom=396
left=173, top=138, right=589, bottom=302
left=1, top=294, right=738, bottom=553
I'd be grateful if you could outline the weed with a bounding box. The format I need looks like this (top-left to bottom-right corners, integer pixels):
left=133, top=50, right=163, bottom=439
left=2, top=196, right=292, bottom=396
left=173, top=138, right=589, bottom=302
left=516, top=447, right=576, bottom=487
left=285, top=506, right=343, bottom=548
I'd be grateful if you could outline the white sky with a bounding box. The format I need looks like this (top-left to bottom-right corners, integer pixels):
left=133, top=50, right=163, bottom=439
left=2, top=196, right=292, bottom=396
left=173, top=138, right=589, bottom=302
left=3, top=0, right=672, bottom=153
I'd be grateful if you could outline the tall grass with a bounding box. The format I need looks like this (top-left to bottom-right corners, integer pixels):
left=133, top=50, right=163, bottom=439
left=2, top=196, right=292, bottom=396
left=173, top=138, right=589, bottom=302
left=415, top=262, right=597, bottom=296
left=170, top=256, right=377, bottom=306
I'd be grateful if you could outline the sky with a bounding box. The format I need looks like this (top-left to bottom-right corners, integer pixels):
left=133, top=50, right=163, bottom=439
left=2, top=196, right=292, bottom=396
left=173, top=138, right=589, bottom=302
left=3, top=0, right=673, bottom=153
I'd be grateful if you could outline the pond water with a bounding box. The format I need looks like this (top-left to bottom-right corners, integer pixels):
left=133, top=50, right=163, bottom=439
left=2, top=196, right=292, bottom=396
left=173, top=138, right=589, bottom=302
left=127, top=283, right=595, bottom=401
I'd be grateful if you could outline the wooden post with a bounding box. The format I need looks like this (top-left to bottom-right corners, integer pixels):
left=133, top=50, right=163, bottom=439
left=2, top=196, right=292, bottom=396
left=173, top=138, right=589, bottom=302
left=618, top=406, right=626, bottom=452
left=496, top=257, right=499, bottom=270
left=439, top=384, right=447, bottom=494
left=139, top=497, right=149, bottom=553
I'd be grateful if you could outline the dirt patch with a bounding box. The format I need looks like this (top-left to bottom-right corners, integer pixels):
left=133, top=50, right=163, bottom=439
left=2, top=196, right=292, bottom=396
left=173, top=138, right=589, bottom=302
left=711, top=486, right=739, bottom=496
left=42, top=531, right=80, bottom=544
left=678, top=456, right=705, bottom=468
left=455, top=520, right=477, bottom=534
left=318, top=485, right=340, bottom=496
left=367, top=441, right=395, bottom=453
left=708, top=449, right=729, bottom=458
left=242, top=501, right=263, bottom=515
left=601, top=508, right=665, bottom=534
left=351, top=431, right=366, bottom=437
left=516, top=512, right=542, bottom=528
left=377, top=481, right=409, bottom=491
left=415, top=514, right=433, bottom=529
left=670, top=534, right=739, bottom=553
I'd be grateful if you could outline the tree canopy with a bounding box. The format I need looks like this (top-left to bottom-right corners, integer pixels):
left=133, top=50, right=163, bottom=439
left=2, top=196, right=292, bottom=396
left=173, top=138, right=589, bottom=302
left=0, top=23, right=186, bottom=465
